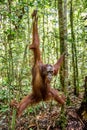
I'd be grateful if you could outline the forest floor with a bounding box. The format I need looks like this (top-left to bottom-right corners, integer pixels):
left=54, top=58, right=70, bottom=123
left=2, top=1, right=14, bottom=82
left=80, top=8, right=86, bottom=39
left=0, top=89, right=87, bottom=130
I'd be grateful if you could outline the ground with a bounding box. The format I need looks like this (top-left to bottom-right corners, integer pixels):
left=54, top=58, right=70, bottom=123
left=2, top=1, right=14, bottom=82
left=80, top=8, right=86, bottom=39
left=0, top=89, right=87, bottom=130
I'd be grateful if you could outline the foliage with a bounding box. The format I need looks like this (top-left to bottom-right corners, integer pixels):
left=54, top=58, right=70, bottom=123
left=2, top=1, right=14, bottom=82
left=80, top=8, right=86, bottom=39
left=0, top=0, right=87, bottom=129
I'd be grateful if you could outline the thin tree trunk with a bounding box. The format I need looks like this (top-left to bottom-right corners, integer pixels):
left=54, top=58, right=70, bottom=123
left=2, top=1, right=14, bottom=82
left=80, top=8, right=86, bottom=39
left=47, top=12, right=50, bottom=63
left=57, top=2, right=67, bottom=128
left=70, top=0, right=79, bottom=96
left=8, top=0, right=14, bottom=87
left=64, top=0, right=68, bottom=92
left=42, top=8, right=45, bottom=61
left=58, top=0, right=65, bottom=92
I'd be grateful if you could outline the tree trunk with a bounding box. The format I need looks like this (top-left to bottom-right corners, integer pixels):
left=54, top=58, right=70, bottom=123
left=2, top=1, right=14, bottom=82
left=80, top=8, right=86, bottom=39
left=64, top=0, right=68, bottom=92
left=78, top=76, right=87, bottom=120
left=58, top=0, right=65, bottom=91
left=57, top=1, right=68, bottom=128
left=70, top=0, right=79, bottom=96
left=58, top=0, right=68, bottom=93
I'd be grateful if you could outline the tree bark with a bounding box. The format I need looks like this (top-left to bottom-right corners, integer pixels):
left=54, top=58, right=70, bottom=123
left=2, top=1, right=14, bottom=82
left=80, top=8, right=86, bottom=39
left=78, top=76, right=87, bottom=119
left=58, top=0, right=68, bottom=93
left=70, top=0, right=79, bottom=96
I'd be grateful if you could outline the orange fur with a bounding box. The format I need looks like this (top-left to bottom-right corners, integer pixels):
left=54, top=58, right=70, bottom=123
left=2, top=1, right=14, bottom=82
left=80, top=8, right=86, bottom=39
left=11, top=10, right=65, bottom=117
